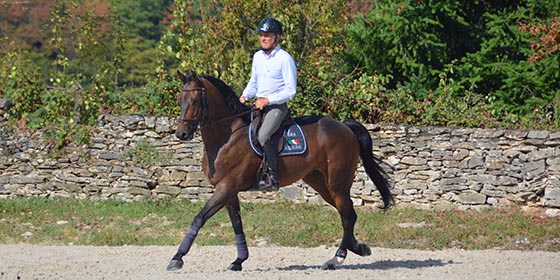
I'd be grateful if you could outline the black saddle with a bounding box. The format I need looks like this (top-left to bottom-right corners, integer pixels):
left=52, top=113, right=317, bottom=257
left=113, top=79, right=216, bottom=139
left=249, top=109, right=307, bottom=157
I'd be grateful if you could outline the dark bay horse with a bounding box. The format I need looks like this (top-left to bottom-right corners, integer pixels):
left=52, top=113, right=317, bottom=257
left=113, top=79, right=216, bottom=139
left=167, top=71, right=393, bottom=271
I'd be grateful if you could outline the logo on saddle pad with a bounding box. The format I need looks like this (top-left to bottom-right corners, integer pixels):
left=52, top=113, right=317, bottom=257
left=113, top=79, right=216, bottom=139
left=249, top=123, right=307, bottom=157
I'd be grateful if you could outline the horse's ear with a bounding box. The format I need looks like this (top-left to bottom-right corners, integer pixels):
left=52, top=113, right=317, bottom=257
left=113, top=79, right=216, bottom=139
left=177, top=70, right=187, bottom=84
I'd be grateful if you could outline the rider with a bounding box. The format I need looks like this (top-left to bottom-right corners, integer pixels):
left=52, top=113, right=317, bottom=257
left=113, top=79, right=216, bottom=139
left=239, top=17, right=297, bottom=191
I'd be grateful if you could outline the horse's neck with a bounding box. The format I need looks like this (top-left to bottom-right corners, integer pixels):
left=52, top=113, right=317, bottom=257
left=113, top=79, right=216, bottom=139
left=200, top=92, right=249, bottom=161
left=201, top=118, right=247, bottom=154
left=200, top=118, right=247, bottom=178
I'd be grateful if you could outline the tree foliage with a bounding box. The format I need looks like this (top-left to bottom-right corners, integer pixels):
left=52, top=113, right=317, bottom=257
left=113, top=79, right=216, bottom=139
left=160, top=0, right=348, bottom=116
left=451, top=1, right=560, bottom=126
left=109, top=0, right=173, bottom=86
left=0, top=0, right=52, bottom=50
left=1, top=0, right=124, bottom=133
left=345, top=0, right=559, bottom=127
left=1, top=0, right=559, bottom=137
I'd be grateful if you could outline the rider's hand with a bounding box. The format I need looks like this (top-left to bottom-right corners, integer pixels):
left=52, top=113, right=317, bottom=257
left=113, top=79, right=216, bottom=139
left=254, top=98, right=269, bottom=110
left=239, top=96, right=248, bottom=104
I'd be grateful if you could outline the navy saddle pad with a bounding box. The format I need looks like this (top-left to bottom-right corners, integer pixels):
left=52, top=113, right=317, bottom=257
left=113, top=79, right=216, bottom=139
left=249, top=123, right=307, bottom=157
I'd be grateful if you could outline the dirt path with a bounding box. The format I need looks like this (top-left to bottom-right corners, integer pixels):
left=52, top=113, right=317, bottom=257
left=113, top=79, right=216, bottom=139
left=1, top=244, right=559, bottom=280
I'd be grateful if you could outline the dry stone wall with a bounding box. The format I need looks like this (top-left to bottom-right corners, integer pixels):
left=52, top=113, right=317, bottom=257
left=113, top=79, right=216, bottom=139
left=370, top=125, right=559, bottom=209
left=1, top=110, right=559, bottom=209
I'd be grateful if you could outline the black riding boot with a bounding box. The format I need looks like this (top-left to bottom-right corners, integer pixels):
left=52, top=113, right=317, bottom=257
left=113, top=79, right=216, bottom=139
left=259, top=141, right=279, bottom=191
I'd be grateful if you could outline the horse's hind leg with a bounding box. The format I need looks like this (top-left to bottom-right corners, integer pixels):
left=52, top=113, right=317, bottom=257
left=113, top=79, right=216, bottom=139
left=303, top=171, right=368, bottom=269
left=302, top=171, right=335, bottom=205
left=319, top=193, right=370, bottom=270
left=324, top=178, right=371, bottom=269
left=335, top=194, right=372, bottom=256
left=226, top=195, right=249, bottom=271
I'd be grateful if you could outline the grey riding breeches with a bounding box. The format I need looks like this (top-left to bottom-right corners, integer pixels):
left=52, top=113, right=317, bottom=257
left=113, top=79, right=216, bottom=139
left=257, top=103, right=289, bottom=146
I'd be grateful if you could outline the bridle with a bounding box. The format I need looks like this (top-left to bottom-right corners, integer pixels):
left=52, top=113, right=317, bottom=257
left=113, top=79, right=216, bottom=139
left=177, top=86, right=258, bottom=129
left=177, top=87, right=207, bottom=126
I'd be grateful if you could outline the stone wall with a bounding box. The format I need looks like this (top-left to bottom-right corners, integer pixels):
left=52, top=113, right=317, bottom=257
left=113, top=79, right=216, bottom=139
left=1, top=110, right=559, bottom=209
left=371, top=125, right=559, bottom=209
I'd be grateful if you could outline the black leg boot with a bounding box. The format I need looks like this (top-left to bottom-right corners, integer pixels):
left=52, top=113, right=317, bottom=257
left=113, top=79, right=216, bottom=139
left=259, top=141, right=279, bottom=191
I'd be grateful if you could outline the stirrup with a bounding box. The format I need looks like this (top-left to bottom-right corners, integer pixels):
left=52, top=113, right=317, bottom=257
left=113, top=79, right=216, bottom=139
left=258, top=173, right=278, bottom=192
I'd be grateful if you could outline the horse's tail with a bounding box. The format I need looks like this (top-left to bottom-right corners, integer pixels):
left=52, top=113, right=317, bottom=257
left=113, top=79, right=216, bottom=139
left=343, top=119, right=394, bottom=210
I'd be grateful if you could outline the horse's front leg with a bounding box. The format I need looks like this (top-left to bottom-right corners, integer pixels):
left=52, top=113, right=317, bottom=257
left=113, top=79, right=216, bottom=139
left=166, top=187, right=230, bottom=271
left=226, top=195, right=249, bottom=271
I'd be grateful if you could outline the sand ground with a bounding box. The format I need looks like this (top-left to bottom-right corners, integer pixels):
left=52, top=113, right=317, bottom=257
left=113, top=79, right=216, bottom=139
left=1, top=244, right=559, bottom=280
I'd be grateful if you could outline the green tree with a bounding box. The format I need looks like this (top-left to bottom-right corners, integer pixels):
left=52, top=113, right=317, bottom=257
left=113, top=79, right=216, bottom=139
left=109, top=0, right=173, bottom=40
left=452, top=1, right=560, bottom=126
left=345, top=0, right=559, bottom=128
left=2, top=0, right=558, bottom=131
left=1, top=0, right=125, bottom=130
left=109, top=0, right=173, bottom=86
left=346, top=1, right=456, bottom=98
left=45, top=0, right=124, bottom=126
left=0, top=39, right=44, bottom=123
left=159, top=0, right=348, bottom=117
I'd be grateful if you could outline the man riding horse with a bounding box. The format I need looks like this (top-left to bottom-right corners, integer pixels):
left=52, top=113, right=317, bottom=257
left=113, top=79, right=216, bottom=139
left=239, top=17, right=297, bottom=191
left=168, top=17, right=393, bottom=272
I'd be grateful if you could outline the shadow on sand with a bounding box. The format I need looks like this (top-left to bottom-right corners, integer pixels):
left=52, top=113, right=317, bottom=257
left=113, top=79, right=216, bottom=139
left=279, top=258, right=456, bottom=271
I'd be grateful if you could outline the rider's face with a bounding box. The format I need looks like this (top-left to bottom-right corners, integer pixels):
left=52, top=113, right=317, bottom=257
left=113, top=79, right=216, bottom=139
left=260, top=32, right=277, bottom=51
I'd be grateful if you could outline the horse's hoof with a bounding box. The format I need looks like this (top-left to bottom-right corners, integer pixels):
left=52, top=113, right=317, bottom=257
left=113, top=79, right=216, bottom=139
left=166, top=259, right=184, bottom=271
left=359, top=243, right=371, bottom=256
left=350, top=243, right=371, bottom=256
left=321, top=257, right=339, bottom=270
left=228, top=263, right=243, bottom=271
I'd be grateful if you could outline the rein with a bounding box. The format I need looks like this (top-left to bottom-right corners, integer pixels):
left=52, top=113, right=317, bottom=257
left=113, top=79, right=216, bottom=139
left=202, top=107, right=259, bottom=128
left=178, top=86, right=258, bottom=128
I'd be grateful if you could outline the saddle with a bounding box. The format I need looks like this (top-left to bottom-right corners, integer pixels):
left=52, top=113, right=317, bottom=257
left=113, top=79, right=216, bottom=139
left=248, top=109, right=307, bottom=157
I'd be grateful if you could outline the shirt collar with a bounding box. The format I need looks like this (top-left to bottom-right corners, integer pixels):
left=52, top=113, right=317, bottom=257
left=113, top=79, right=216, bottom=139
left=262, top=45, right=281, bottom=58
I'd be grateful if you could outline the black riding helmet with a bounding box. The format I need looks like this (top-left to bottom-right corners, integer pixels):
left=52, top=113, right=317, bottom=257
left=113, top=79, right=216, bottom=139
left=257, top=18, right=283, bottom=35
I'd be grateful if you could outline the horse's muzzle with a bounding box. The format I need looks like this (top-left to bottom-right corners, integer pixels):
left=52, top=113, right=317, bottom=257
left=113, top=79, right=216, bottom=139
left=175, top=131, right=194, bottom=141
left=175, top=128, right=195, bottom=141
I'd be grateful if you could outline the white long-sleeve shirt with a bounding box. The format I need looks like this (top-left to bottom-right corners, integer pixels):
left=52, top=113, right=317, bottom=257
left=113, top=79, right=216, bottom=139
left=242, top=45, right=297, bottom=105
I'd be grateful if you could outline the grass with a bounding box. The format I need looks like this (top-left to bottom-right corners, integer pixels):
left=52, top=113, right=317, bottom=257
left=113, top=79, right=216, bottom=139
left=0, top=198, right=559, bottom=251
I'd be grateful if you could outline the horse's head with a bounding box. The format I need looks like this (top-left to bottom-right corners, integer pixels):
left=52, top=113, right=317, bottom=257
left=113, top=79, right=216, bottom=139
left=175, top=70, right=207, bottom=141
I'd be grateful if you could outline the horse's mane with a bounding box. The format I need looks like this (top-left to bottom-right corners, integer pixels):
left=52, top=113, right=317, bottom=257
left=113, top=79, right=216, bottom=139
left=201, top=75, right=252, bottom=123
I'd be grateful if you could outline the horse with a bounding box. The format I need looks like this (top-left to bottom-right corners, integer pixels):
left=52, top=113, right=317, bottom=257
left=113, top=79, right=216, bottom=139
left=167, top=71, right=393, bottom=271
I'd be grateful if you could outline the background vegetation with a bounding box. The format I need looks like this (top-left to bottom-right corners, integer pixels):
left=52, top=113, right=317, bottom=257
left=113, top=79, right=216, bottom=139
left=1, top=199, right=559, bottom=251
left=1, top=0, right=559, bottom=141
